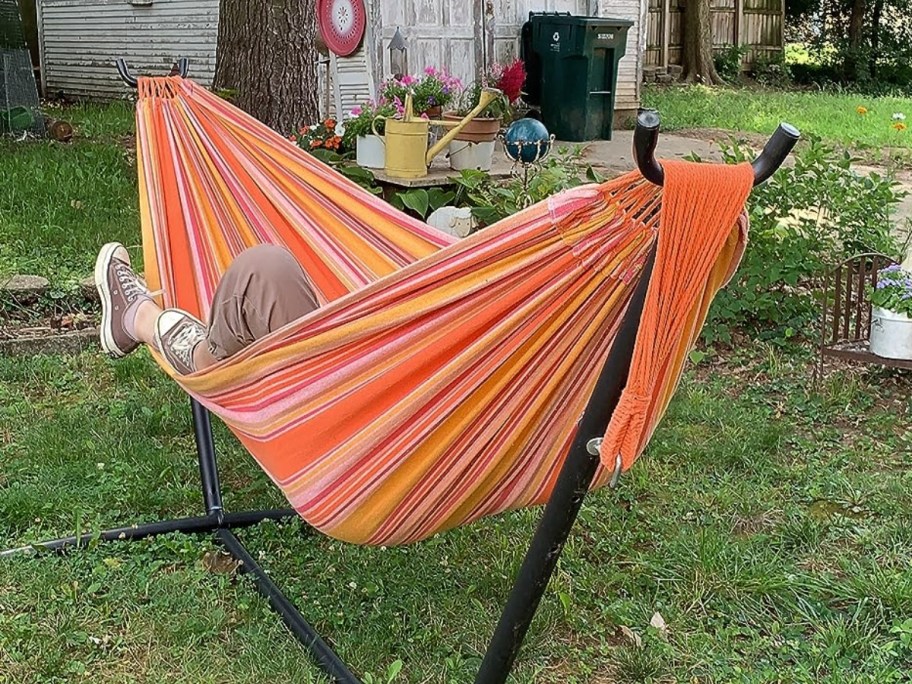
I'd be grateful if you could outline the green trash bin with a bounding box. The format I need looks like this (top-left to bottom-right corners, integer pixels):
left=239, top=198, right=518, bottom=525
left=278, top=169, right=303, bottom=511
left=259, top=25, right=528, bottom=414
left=525, top=13, right=632, bottom=141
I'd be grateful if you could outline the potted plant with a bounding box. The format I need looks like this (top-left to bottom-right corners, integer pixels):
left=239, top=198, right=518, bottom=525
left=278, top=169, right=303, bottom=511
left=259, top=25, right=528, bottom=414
left=869, top=264, right=912, bottom=360
left=381, top=67, right=460, bottom=118
left=341, top=101, right=398, bottom=169
left=444, top=59, right=526, bottom=171
left=292, top=118, right=344, bottom=153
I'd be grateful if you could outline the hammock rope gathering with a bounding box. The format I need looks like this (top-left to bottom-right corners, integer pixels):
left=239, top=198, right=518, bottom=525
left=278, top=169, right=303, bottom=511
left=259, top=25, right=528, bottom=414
left=136, top=76, right=754, bottom=546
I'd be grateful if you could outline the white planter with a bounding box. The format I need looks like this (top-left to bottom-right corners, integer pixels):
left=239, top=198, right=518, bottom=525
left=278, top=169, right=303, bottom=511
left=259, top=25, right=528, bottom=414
left=870, top=306, right=912, bottom=360
left=356, top=134, right=385, bottom=169
left=448, top=140, right=496, bottom=172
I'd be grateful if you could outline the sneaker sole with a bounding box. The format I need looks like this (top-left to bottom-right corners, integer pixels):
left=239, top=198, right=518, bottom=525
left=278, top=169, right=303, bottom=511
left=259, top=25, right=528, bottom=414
left=94, top=242, right=128, bottom=357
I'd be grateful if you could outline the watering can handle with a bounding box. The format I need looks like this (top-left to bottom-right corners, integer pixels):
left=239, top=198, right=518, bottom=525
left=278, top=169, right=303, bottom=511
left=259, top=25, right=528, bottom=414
left=370, top=115, right=386, bottom=139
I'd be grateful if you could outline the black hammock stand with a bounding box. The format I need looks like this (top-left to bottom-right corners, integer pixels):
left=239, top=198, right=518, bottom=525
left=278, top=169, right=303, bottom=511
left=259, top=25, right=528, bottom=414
left=1, top=59, right=799, bottom=684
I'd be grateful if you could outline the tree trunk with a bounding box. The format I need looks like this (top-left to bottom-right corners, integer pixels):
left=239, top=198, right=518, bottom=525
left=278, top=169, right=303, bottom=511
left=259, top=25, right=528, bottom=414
left=844, top=0, right=867, bottom=81
left=868, top=0, right=883, bottom=78
left=214, top=0, right=320, bottom=133
left=682, top=0, right=723, bottom=85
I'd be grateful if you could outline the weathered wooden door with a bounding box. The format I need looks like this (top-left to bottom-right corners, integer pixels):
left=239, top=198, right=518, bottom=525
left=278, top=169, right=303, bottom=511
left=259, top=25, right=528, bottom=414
left=379, top=0, right=481, bottom=87
left=485, top=0, right=593, bottom=66
left=377, top=0, right=595, bottom=88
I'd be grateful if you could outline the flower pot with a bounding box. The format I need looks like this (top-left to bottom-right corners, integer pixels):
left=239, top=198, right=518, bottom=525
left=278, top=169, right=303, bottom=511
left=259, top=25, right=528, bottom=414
left=442, top=113, right=501, bottom=143
left=870, top=306, right=912, bottom=360
left=448, top=140, right=496, bottom=171
left=355, top=134, right=385, bottom=169
left=423, top=105, right=443, bottom=119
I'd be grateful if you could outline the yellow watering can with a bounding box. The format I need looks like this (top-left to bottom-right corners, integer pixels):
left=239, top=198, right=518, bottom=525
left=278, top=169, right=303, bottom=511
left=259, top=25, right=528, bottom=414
left=377, top=88, right=501, bottom=179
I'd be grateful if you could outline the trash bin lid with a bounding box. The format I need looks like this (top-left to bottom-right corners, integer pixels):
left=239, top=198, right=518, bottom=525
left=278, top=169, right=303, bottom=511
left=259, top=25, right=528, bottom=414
left=528, top=14, right=634, bottom=28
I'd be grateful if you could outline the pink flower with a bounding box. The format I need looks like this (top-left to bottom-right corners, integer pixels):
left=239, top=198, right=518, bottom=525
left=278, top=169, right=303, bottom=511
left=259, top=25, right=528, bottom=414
left=350, top=106, right=362, bottom=117
left=400, top=74, right=417, bottom=86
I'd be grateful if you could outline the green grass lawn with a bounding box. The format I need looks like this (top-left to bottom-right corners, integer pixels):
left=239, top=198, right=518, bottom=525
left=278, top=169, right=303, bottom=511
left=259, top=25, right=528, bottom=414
left=642, top=85, right=912, bottom=161
left=2, top=350, right=911, bottom=683
left=2, top=100, right=912, bottom=683
left=0, top=102, right=138, bottom=286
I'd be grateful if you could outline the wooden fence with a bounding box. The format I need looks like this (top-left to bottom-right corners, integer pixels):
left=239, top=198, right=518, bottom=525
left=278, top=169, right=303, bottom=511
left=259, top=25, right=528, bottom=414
left=646, top=0, right=784, bottom=71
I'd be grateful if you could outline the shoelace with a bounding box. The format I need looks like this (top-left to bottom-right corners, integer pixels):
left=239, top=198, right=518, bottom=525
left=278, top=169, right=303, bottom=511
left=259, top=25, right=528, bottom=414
left=168, top=321, right=205, bottom=367
left=114, top=263, right=147, bottom=303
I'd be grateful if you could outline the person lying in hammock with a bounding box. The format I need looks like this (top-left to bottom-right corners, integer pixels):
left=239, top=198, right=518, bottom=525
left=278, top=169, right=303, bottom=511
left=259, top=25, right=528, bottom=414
left=94, top=242, right=318, bottom=375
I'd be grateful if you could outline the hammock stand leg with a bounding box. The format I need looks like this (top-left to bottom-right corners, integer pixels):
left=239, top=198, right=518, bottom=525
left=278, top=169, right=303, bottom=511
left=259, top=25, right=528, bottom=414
left=474, top=247, right=656, bottom=684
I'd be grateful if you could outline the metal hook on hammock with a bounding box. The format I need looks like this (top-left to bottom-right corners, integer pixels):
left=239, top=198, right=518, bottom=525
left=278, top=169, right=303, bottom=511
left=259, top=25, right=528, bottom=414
left=115, top=57, right=190, bottom=88
left=633, top=109, right=801, bottom=187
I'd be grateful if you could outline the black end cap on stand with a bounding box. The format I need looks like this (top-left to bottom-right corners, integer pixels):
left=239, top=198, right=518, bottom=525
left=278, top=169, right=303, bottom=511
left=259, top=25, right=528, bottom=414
left=633, top=109, right=800, bottom=188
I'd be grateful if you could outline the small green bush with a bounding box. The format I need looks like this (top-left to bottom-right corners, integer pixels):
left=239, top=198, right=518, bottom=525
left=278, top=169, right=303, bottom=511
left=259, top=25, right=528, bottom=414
left=452, top=146, right=602, bottom=227
left=713, top=44, right=749, bottom=83
left=701, top=136, right=907, bottom=345
left=752, top=52, right=793, bottom=88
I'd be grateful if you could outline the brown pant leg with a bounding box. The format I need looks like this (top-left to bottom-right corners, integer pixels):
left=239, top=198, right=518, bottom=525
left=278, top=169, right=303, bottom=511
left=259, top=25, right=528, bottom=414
left=207, top=244, right=319, bottom=360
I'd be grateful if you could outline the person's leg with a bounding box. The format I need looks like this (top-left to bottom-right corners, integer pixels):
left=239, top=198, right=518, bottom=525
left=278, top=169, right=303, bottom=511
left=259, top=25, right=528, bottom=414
left=96, top=243, right=318, bottom=374
left=156, top=244, right=319, bottom=374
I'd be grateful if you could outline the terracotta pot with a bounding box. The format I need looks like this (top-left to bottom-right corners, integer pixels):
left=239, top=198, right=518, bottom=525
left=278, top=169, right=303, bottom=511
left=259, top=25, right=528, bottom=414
left=423, top=105, right=443, bottom=119
left=442, top=112, right=501, bottom=143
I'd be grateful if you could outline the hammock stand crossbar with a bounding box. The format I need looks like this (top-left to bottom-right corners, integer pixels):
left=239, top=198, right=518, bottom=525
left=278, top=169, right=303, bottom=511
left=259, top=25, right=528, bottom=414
left=1, top=250, right=656, bottom=684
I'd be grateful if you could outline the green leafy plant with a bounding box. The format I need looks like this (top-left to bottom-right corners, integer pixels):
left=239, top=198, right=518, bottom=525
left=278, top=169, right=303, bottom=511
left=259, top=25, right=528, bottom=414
left=701, top=135, right=906, bottom=344
left=713, top=43, right=749, bottom=83
left=452, top=146, right=602, bottom=227
left=292, top=118, right=343, bottom=153
left=341, top=101, right=398, bottom=149
left=752, top=52, right=793, bottom=88
left=381, top=67, right=461, bottom=115
left=389, top=187, right=455, bottom=219
left=454, top=60, right=526, bottom=121
left=870, top=264, right=912, bottom=316
left=307, top=148, right=381, bottom=194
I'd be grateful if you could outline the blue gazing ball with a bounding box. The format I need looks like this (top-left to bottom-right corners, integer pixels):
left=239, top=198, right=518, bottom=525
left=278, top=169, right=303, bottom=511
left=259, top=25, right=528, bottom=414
left=504, top=118, right=551, bottom=164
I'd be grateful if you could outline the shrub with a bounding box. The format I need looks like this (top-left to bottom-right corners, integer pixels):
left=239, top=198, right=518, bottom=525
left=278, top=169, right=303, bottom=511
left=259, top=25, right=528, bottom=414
left=452, top=146, right=602, bottom=227
left=700, top=136, right=907, bottom=344
left=713, top=44, right=749, bottom=83
left=340, top=101, right=398, bottom=149
left=751, top=52, right=793, bottom=88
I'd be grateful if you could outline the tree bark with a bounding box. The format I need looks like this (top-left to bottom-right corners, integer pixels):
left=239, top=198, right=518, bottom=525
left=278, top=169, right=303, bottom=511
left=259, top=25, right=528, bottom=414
left=682, top=0, right=723, bottom=85
left=214, top=0, right=320, bottom=133
left=867, top=0, right=883, bottom=78
left=844, top=0, right=867, bottom=81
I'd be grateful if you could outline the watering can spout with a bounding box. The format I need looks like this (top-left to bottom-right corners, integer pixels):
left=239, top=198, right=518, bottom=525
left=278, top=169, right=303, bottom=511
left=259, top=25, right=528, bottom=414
left=425, top=88, right=502, bottom=165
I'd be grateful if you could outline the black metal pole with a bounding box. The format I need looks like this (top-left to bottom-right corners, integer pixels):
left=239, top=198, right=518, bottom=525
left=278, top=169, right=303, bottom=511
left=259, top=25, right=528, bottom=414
left=474, top=247, right=657, bottom=684
left=217, top=529, right=363, bottom=684
left=191, top=398, right=224, bottom=516
left=0, top=508, right=297, bottom=557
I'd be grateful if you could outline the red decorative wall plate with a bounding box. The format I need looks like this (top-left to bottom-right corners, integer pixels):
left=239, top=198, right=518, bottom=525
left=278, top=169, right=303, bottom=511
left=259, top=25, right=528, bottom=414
left=317, top=0, right=367, bottom=57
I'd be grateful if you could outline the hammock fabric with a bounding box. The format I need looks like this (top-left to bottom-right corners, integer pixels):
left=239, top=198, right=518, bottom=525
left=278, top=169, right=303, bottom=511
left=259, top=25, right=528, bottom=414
left=136, top=77, right=753, bottom=545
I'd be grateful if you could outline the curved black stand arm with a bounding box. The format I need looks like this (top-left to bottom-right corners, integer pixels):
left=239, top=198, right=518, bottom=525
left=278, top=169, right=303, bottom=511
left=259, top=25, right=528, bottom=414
left=633, top=109, right=800, bottom=187
left=115, top=57, right=189, bottom=88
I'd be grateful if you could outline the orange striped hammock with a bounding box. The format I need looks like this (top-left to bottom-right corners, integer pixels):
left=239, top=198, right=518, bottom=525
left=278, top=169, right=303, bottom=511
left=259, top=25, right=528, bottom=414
left=137, top=77, right=753, bottom=546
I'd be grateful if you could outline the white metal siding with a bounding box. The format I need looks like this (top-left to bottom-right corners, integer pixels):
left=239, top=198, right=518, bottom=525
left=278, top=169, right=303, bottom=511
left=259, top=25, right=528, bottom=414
left=38, top=0, right=217, bottom=98
left=598, top=0, right=643, bottom=114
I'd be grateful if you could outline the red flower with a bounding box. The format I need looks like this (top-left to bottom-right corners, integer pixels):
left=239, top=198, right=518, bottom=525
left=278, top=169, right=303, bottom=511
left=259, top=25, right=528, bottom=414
left=498, top=60, right=526, bottom=103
